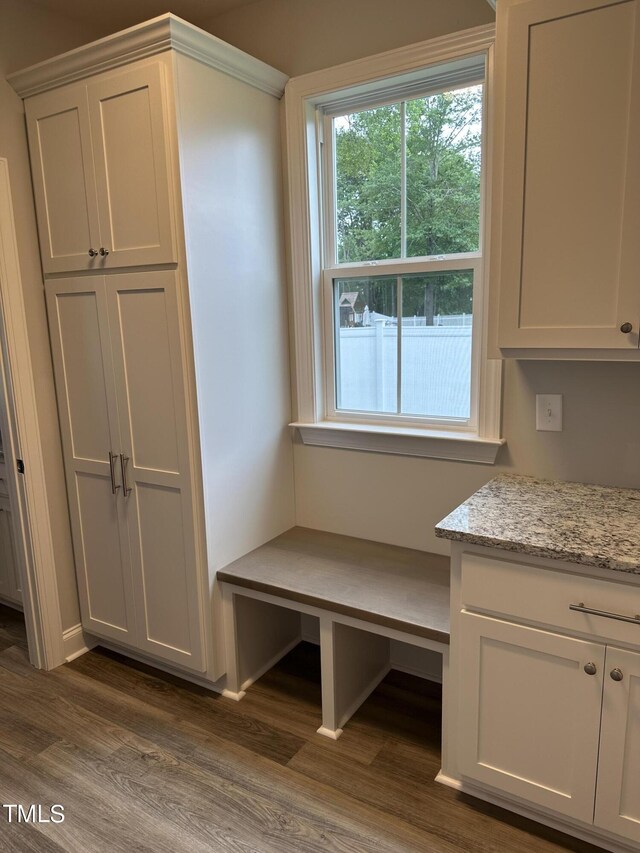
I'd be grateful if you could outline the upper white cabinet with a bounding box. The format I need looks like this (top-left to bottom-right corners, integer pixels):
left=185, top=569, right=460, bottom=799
left=26, top=62, right=176, bottom=273
left=492, top=0, right=640, bottom=355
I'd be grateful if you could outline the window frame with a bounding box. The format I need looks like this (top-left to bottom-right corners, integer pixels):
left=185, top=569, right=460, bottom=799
left=283, top=23, right=503, bottom=463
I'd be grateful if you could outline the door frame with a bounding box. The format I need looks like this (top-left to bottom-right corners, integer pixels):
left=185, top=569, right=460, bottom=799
left=0, top=157, right=66, bottom=669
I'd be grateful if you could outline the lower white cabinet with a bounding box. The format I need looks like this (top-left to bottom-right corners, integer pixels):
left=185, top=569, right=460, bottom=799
left=0, top=493, right=21, bottom=606
left=451, top=551, right=640, bottom=848
left=46, top=271, right=206, bottom=672
left=595, top=646, right=640, bottom=844
left=458, top=613, right=604, bottom=823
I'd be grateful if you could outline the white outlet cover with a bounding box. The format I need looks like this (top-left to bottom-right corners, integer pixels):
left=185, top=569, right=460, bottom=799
left=536, top=394, right=563, bottom=431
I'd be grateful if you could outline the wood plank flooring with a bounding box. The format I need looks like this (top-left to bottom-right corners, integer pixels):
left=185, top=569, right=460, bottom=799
left=0, top=605, right=602, bottom=853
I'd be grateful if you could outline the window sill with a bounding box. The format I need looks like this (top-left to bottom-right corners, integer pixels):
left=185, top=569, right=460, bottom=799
left=290, top=421, right=505, bottom=464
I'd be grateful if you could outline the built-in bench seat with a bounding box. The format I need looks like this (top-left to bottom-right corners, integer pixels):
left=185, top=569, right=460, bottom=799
left=218, top=527, right=450, bottom=739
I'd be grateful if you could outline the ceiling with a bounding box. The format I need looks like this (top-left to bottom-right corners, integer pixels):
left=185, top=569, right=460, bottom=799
left=28, top=0, right=259, bottom=36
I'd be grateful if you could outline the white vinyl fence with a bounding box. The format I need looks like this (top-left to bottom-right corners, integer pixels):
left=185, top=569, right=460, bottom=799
left=336, top=322, right=472, bottom=418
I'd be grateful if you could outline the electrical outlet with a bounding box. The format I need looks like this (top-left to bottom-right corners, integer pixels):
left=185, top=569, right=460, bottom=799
left=536, top=394, right=563, bottom=431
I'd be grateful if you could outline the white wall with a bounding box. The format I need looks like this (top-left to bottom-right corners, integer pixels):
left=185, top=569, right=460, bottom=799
left=0, top=0, right=102, bottom=629
left=206, top=0, right=495, bottom=76
left=207, top=0, right=640, bottom=555
left=175, top=53, right=295, bottom=571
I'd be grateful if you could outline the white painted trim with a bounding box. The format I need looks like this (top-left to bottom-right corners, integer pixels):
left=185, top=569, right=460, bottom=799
left=221, top=580, right=449, bottom=653
left=96, top=638, right=227, bottom=693
left=316, top=725, right=343, bottom=740
left=0, top=159, right=66, bottom=670
left=286, top=24, right=496, bottom=99
left=294, top=631, right=445, bottom=684
left=292, top=422, right=504, bottom=463
left=499, top=347, right=640, bottom=361
left=392, top=662, right=443, bottom=684
left=63, top=624, right=97, bottom=663
left=435, top=773, right=638, bottom=853
left=220, top=687, right=246, bottom=701
left=283, top=25, right=503, bottom=456
left=0, top=594, right=22, bottom=611
left=8, top=13, right=288, bottom=99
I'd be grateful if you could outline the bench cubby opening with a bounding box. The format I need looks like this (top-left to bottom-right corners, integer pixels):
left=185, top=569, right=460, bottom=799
left=219, top=527, right=450, bottom=739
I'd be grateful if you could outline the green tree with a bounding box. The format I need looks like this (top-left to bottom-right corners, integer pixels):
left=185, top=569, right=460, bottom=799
left=335, top=86, right=481, bottom=321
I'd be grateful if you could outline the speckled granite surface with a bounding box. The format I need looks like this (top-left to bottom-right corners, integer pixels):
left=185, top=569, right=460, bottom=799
left=435, top=474, right=640, bottom=574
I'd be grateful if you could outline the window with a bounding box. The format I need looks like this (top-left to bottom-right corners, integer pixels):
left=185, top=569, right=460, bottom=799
left=285, top=28, right=503, bottom=462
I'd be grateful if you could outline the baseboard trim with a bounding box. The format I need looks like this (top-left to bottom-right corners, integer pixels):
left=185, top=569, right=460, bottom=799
left=0, top=593, right=23, bottom=612
left=317, top=725, right=343, bottom=740
left=391, top=662, right=443, bottom=684
left=63, top=624, right=97, bottom=663
left=93, top=639, right=225, bottom=693
left=434, top=772, right=638, bottom=853
left=221, top=687, right=247, bottom=701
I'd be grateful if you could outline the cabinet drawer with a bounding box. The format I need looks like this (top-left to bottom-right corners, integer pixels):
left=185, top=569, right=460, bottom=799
left=461, top=552, right=640, bottom=647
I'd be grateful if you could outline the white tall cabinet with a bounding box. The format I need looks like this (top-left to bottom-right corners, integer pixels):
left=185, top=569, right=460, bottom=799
left=10, top=15, right=295, bottom=681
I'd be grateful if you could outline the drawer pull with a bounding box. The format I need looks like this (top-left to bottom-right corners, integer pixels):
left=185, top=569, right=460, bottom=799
left=570, top=602, right=640, bottom=625
left=610, top=668, right=624, bottom=682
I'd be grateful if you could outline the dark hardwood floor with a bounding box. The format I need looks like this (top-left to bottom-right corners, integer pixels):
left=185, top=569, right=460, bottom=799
left=0, top=604, right=602, bottom=852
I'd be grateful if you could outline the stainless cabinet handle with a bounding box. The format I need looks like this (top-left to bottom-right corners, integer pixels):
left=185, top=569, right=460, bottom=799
left=120, top=453, right=132, bottom=497
left=108, top=451, right=120, bottom=495
left=99, top=247, right=109, bottom=257
left=620, top=322, right=633, bottom=334
left=583, top=662, right=597, bottom=676
left=88, top=248, right=98, bottom=257
left=610, top=668, right=624, bottom=682
left=570, top=602, right=640, bottom=625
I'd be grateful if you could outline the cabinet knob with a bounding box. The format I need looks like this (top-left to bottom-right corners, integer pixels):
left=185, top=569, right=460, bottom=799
left=88, top=248, right=98, bottom=257
left=99, top=247, right=109, bottom=257
left=610, top=667, right=624, bottom=682
left=620, top=322, right=633, bottom=334
left=584, top=662, right=597, bottom=676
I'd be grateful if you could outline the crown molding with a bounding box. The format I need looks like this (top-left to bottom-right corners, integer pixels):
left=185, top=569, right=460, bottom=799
left=8, top=13, right=288, bottom=99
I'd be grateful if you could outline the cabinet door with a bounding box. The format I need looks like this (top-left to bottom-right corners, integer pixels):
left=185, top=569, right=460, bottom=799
left=46, top=277, right=137, bottom=643
left=105, top=271, right=205, bottom=672
left=25, top=85, right=101, bottom=274
left=497, top=0, right=640, bottom=349
left=458, top=612, right=604, bottom=823
left=0, top=495, right=20, bottom=605
left=87, top=63, right=177, bottom=268
left=594, top=646, right=640, bottom=843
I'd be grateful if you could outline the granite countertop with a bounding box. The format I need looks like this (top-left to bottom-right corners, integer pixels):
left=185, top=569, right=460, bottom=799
left=435, top=474, right=640, bottom=574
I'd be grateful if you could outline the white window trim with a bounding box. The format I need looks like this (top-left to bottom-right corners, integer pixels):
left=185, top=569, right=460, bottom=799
left=283, top=23, right=503, bottom=464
